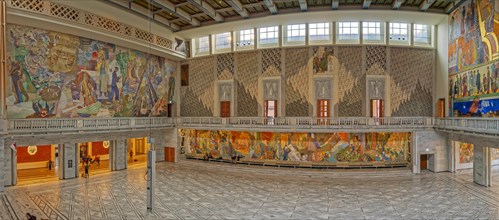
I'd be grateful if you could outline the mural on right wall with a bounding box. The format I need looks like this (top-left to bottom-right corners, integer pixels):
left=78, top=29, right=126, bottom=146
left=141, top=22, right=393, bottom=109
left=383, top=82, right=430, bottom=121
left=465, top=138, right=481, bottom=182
left=448, top=0, right=499, bottom=117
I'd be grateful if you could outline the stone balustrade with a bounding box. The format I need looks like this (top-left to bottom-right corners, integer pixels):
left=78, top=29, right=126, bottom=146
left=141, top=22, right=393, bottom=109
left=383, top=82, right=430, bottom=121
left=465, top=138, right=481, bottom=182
left=4, top=117, right=499, bottom=136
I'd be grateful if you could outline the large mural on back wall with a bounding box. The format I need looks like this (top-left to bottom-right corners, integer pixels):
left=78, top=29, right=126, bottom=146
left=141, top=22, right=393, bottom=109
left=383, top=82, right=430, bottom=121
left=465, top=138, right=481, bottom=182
left=6, top=24, right=177, bottom=119
left=448, top=0, right=499, bottom=74
left=449, top=60, right=499, bottom=116
left=184, top=130, right=410, bottom=163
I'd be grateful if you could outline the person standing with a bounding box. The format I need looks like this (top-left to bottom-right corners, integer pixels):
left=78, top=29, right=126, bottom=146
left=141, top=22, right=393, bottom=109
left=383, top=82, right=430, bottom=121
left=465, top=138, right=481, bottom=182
left=84, top=163, right=90, bottom=178
left=129, top=150, right=134, bottom=162
left=48, top=159, right=53, bottom=170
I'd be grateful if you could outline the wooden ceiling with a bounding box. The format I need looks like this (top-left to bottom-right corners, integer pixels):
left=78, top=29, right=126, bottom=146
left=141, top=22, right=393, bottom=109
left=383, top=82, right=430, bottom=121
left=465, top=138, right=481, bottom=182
left=104, top=0, right=460, bottom=32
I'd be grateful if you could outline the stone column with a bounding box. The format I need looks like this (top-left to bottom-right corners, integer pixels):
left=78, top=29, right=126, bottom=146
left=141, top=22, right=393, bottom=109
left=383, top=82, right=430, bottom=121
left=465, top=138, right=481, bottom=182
left=60, top=142, right=78, bottom=179
left=1, top=0, right=7, bottom=117
left=473, top=145, right=491, bottom=187
left=110, top=139, right=127, bottom=171
left=0, top=136, right=5, bottom=191
left=2, top=138, right=15, bottom=187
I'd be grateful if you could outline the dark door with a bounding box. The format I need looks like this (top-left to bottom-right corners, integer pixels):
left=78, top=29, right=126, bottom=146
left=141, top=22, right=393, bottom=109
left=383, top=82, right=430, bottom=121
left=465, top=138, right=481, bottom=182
left=437, top=98, right=445, bottom=118
left=370, top=99, right=384, bottom=117
left=164, top=147, right=175, bottom=162
left=220, top=101, right=230, bottom=117
left=420, top=154, right=428, bottom=170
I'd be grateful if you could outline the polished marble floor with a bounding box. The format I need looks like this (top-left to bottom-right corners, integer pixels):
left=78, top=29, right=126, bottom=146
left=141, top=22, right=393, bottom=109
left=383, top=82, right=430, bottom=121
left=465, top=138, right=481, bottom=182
left=1, top=161, right=499, bottom=220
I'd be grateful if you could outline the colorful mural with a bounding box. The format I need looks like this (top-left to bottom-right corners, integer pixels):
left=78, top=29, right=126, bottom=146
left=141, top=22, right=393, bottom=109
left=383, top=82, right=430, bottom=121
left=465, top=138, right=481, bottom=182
left=448, top=0, right=499, bottom=74
left=312, top=47, right=334, bottom=74
left=186, top=130, right=410, bottom=163
left=6, top=24, right=177, bottom=119
left=449, top=60, right=499, bottom=117
left=459, top=142, right=474, bottom=164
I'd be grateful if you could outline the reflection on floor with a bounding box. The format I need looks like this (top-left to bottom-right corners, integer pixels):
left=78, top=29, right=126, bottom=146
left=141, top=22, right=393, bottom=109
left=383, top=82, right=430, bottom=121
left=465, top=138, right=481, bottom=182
left=17, top=167, right=59, bottom=186
left=1, top=161, right=499, bottom=220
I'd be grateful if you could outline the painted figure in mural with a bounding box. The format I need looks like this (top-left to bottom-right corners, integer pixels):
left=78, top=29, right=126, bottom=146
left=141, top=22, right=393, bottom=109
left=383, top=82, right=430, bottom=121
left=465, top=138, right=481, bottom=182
left=167, top=72, right=175, bottom=102
left=108, top=67, right=120, bottom=102
left=31, top=100, right=56, bottom=118
left=468, top=97, right=481, bottom=117
left=97, top=49, right=108, bottom=98
left=495, top=64, right=499, bottom=93
left=476, top=69, right=481, bottom=94
left=80, top=72, right=97, bottom=107
left=462, top=74, right=468, bottom=98
left=10, top=61, right=29, bottom=104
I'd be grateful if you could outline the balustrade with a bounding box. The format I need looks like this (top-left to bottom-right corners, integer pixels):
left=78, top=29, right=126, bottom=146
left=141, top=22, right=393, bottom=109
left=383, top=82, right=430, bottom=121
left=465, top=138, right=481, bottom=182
left=5, top=117, right=499, bottom=136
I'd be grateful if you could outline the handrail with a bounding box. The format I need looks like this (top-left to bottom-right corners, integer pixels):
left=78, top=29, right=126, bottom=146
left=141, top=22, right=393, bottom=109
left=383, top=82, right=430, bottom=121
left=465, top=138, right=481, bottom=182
left=5, top=117, right=499, bottom=135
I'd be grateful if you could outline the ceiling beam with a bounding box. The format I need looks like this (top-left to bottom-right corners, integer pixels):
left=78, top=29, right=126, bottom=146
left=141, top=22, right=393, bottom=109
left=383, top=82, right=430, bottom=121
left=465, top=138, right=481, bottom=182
left=263, top=0, right=278, bottom=14
left=298, top=0, right=307, bottom=11
left=332, top=0, right=339, bottom=10
left=392, top=0, right=405, bottom=9
left=175, top=2, right=191, bottom=8
left=129, top=1, right=180, bottom=31
left=226, top=0, right=250, bottom=18
left=186, top=0, right=224, bottom=22
left=419, top=0, right=436, bottom=11
left=363, top=0, right=372, bottom=9
left=444, top=0, right=466, bottom=14
left=243, top=2, right=265, bottom=8
left=153, top=0, right=200, bottom=26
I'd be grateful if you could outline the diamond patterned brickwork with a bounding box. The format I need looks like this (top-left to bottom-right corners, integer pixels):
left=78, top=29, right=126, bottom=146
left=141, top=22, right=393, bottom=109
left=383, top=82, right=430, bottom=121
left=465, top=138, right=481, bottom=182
left=285, top=48, right=310, bottom=116
left=390, top=48, right=434, bottom=116
left=236, top=51, right=259, bottom=116
left=337, top=47, right=363, bottom=116
left=217, top=54, right=234, bottom=80
left=180, top=57, right=216, bottom=116
left=261, top=49, right=281, bottom=77
left=366, top=46, right=387, bottom=74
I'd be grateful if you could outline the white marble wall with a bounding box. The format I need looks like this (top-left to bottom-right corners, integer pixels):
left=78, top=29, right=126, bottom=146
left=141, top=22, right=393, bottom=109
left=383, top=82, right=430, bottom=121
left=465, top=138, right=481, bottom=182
left=473, top=145, right=491, bottom=186
left=412, top=131, right=449, bottom=174
left=61, top=142, right=78, bottom=179
left=0, top=137, right=4, bottom=192
left=111, top=139, right=127, bottom=171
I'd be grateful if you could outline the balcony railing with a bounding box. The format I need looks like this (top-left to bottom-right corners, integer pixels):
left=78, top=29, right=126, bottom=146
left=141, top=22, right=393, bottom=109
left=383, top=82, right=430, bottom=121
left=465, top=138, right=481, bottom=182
left=5, top=117, right=499, bottom=136
left=8, top=117, right=175, bottom=133
left=434, top=117, right=499, bottom=135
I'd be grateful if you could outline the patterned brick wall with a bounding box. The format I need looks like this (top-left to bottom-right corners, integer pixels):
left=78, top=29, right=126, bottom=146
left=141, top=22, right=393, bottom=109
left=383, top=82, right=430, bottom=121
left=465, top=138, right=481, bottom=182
left=337, top=46, right=363, bottom=116
left=390, top=48, right=434, bottom=116
left=285, top=48, right=310, bottom=116
left=180, top=56, right=215, bottom=116
left=181, top=46, right=434, bottom=117
left=235, top=51, right=259, bottom=116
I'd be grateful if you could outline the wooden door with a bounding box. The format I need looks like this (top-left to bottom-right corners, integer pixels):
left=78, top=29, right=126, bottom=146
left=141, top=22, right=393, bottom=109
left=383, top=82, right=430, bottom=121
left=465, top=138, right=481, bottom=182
left=167, top=103, right=173, bottom=117
left=437, top=98, right=445, bottom=118
left=370, top=99, right=384, bottom=117
left=220, top=101, right=230, bottom=117
left=317, top=99, right=330, bottom=125
left=164, top=147, right=175, bottom=162
left=420, top=154, right=428, bottom=170
left=264, top=100, right=277, bottom=125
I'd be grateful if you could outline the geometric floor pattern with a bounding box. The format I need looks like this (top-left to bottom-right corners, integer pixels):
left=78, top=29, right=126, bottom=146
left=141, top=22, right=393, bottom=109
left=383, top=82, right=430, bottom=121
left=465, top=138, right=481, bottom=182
left=1, top=161, right=499, bottom=220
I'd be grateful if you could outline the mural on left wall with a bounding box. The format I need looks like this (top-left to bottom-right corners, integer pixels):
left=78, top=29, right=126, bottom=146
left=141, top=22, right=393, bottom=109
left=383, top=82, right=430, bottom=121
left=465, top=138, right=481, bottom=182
left=6, top=24, right=176, bottom=119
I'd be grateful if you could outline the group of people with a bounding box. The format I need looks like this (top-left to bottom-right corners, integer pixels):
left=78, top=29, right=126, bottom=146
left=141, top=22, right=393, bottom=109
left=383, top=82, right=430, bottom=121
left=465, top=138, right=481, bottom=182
left=450, top=65, right=499, bottom=99
left=80, top=155, right=100, bottom=178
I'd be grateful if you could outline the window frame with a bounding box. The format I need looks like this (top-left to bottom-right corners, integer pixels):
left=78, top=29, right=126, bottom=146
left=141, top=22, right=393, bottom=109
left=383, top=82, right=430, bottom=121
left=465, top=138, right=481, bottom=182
left=214, top=32, right=232, bottom=53
left=283, top=23, right=306, bottom=46
left=236, top=28, right=255, bottom=50
left=362, top=21, right=385, bottom=44
left=309, top=22, right=332, bottom=45
left=258, top=26, right=280, bottom=48
left=389, top=22, right=410, bottom=45
left=413, top=24, right=432, bottom=47
left=336, top=21, right=360, bottom=44
left=195, top=35, right=210, bottom=56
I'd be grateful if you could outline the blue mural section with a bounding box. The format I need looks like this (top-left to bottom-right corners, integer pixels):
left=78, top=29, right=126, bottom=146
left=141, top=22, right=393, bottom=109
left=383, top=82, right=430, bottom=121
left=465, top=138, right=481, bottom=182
left=6, top=24, right=177, bottom=119
left=453, top=98, right=499, bottom=117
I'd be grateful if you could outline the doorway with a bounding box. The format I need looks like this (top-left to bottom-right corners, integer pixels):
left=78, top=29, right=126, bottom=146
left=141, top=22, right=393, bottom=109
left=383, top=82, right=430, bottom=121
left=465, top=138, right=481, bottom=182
left=16, top=144, right=58, bottom=185
left=420, top=154, right=428, bottom=170
left=220, top=101, right=230, bottom=117
left=78, top=141, right=110, bottom=176
left=127, top=137, right=149, bottom=167
left=165, top=147, right=175, bottom=162
left=264, top=100, right=277, bottom=125
left=437, top=98, right=445, bottom=118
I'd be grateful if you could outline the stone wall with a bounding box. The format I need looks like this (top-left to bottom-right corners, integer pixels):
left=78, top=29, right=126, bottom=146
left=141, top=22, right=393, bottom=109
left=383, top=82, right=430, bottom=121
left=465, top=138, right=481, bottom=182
left=413, top=131, right=449, bottom=173
left=181, top=46, right=435, bottom=117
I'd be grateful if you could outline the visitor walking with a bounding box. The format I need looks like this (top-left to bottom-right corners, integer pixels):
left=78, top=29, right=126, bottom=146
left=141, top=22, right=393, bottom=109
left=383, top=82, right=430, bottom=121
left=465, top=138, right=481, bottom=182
left=129, top=150, right=134, bottom=162
left=48, top=159, right=53, bottom=170
left=84, top=163, right=89, bottom=178
left=26, top=212, right=36, bottom=220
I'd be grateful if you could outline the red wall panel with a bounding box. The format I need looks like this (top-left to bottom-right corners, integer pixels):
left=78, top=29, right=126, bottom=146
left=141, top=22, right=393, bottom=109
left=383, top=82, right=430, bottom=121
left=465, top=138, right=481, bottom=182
left=92, top=141, right=109, bottom=156
left=17, top=145, right=52, bottom=163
